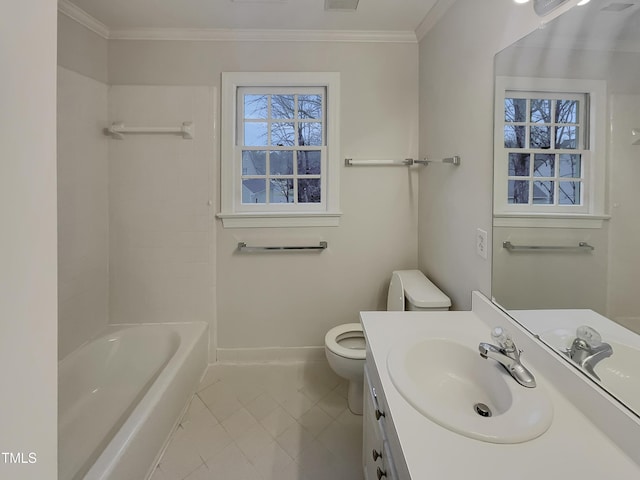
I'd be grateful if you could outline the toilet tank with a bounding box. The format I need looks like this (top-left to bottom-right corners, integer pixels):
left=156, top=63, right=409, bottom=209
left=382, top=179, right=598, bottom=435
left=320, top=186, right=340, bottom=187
left=387, top=270, right=451, bottom=311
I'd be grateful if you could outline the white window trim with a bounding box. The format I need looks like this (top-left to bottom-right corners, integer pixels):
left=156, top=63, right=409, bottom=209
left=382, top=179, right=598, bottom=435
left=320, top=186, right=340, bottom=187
left=219, top=72, right=341, bottom=228
left=493, top=76, right=608, bottom=228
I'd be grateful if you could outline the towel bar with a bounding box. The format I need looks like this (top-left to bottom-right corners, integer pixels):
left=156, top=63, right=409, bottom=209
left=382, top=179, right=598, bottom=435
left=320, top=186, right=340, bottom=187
left=503, top=241, right=594, bottom=252
left=105, top=121, right=194, bottom=140
left=344, top=156, right=460, bottom=167
left=237, top=241, right=328, bottom=252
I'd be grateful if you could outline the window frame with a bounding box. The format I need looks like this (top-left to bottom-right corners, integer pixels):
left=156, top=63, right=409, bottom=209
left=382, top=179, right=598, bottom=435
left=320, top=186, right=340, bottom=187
left=493, top=76, right=608, bottom=227
left=219, top=72, right=341, bottom=228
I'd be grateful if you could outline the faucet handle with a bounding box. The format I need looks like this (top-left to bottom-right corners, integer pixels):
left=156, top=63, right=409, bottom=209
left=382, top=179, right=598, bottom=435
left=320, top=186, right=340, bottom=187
left=576, top=325, right=602, bottom=348
left=491, top=326, right=516, bottom=352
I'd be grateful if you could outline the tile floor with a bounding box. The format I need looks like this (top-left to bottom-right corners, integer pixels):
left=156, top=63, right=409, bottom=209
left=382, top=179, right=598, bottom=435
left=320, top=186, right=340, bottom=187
left=150, top=362, right=364, bottom=480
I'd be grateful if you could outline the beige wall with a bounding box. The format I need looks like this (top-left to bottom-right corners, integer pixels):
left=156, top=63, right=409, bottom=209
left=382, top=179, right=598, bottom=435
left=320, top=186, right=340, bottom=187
left=108, top=86, right=216, bottom=334
left=108, top=40, right=419, bottom=355
left=496, top=47, right=640, bottom=94
left=56, top=18, right=420, bottom=358
left=57, top=67, right=110, bottom=359
left=608, top=94, right=640, bottom=329
left=57, top=14, right=111, bottom=360
left=492, top=46, right=612, bottom=314
left=417, top=0, right=575, bottom=310
left=57, top=13, right=108, bottom=83
left=494, top=44, right=640, bottom=323
left=57, top=1, right=581, bottom=363
left=1, top=2, right=58, bottom=478
left=492, top=227, right=609, bottom=312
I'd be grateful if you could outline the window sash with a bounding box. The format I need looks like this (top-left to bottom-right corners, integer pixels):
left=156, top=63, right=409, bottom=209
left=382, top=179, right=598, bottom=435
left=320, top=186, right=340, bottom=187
left=235, top=87, right=327, bottom=212
left=504, top=91, right=586, bottom=151
left=235, top=146, right=327, bottom=212
left=498, top=87, right=591, bottom=214
left=237, top=87, right=326, bottom=148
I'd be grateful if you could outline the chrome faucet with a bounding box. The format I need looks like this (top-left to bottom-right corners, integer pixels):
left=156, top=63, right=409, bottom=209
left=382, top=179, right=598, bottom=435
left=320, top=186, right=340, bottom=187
left=479, top=327, right=536, bottom=388
left=565, top=326, right=612, bottom=381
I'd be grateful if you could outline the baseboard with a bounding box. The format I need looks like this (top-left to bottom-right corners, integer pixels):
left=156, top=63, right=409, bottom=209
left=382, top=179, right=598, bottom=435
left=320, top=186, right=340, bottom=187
left=215, top=346, right=326, bottom=363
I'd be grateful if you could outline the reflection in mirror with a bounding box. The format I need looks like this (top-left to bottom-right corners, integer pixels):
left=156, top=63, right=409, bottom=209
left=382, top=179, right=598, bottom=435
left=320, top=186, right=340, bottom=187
left=492, top=0, right=640, bottom=417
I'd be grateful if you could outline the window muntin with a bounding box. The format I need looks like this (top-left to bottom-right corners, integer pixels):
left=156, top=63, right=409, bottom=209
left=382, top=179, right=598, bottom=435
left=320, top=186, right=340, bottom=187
left=237, top=87, right=326, bottom=211
left=502, top=91, right=588, bottom=211
left=219, top=72, right=341, bottom=228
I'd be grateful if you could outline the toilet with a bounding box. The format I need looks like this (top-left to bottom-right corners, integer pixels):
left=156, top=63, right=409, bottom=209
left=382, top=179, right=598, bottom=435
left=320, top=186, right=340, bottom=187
left=324, top=269, right=451, bottom=414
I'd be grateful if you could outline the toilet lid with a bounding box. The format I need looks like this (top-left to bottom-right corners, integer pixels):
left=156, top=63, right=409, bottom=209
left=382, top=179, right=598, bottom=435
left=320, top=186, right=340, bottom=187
left=325, top=323, right=366, bottom=360
left=387, top=272, right=405, bottom=311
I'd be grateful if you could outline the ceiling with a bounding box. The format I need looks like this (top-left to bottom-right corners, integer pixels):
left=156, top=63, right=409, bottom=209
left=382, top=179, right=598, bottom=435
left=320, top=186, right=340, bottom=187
left=65, top=0, right=440, bottom=33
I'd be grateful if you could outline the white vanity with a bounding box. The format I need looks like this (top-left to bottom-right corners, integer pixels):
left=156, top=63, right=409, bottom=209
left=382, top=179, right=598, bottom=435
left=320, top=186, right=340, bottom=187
left=361, top=292, right=640, bottom=479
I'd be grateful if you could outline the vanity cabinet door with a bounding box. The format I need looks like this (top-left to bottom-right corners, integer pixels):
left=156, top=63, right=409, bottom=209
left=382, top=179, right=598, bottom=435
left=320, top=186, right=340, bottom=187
left=364, top=367, right=400, bottom=480
left=364, top=367, right=384, bottom=480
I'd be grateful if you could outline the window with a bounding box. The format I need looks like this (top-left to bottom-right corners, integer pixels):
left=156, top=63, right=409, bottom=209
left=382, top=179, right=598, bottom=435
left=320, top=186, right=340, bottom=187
left=494, top=77, right=606, bottom=224
left=239, top=88, right=324, bottom=207
left=219, top=73, right=341, bottom=228
left=504, top=92, right=585, bottom=208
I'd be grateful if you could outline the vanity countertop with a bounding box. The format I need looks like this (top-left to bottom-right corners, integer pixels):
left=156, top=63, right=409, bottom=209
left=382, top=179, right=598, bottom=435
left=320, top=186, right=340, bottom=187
left=361, top=310, right=640, bottom=480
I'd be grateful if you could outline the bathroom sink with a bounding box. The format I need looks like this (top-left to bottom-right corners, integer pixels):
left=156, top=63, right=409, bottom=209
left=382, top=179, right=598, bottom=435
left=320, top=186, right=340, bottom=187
left=386, top=335, right=553, bottom=443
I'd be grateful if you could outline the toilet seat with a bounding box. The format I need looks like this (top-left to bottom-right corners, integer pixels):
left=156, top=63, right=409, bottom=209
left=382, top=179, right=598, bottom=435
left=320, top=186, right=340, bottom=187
left=325, top=323, right=366, bottom=360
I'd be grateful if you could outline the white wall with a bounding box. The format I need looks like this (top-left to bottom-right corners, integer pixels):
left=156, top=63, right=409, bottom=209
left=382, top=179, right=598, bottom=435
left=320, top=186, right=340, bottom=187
left=492, top=46, right=613, bottom=314
left=108, top=86, right=216, bottom=334
left=492, top=226, right=609, bottom=312
left=57, top=18, right=219, bottom=356
left=494, top=45, right=640, bottom=323
left=608, top=94, right=640, bottom=331
left=57, top=67, right=110, bottom=359
left=606, top=52, right=640, bottom=330
left=57, top=13, right=108, bottom=83
left=59, top=0, right=581, bottom=363
left=108, top=40, right=419, bottom=356
left=417, top=0, right=578, bottom=310
left=0, top=2, right=58, bottom=478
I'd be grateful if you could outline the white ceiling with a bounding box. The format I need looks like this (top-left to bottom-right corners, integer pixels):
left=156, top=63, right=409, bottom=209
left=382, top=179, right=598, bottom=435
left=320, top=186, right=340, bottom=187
left=66, top=0, right=440, bottom=33
left=516, top=0, right=640, bottom=52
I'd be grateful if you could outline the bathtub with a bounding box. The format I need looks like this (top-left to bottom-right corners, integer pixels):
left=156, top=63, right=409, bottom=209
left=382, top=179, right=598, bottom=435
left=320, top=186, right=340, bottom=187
left=58, top=322, right=208, bottom=480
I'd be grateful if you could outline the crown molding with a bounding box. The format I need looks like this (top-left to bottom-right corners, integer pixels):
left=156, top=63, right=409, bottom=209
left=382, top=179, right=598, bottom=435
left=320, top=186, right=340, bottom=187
left=415, top=0, right=456, bottom=42
left=109, top=28, right=417, bottom=43
left=58, top=0, right=109, bottom=39
left=58, top=0, right=416, bottom=43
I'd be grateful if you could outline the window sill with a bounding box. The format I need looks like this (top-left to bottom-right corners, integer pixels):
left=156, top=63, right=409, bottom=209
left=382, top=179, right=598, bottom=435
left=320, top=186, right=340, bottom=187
left=217, top=212, right=342, bottom=228
left=493, top=213, right=610, bottom=229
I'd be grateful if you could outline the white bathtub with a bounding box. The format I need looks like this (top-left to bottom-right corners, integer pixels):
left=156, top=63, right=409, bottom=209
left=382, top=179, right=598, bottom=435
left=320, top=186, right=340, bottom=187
left=58, top=322, right=208, bottom=480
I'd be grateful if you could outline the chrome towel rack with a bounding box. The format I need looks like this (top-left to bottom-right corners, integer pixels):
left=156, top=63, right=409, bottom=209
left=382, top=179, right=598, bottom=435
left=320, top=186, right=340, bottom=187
left=237, top=241, right=328, bottom=252
left=503, top=241, right=595, bottom=253
left=344, top=156, right=460, bottom=167
left=105, top=121, right=194, bottom=140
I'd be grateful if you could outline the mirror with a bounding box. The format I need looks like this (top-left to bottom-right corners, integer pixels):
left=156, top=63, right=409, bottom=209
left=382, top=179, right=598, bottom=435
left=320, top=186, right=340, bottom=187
left=492, top=0, right=640, bottom=417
